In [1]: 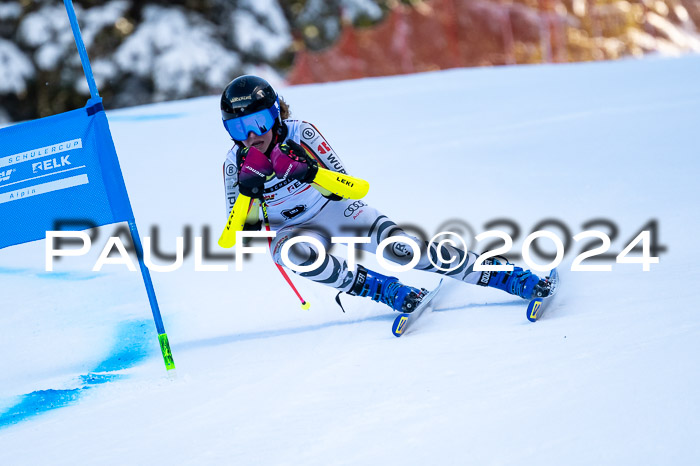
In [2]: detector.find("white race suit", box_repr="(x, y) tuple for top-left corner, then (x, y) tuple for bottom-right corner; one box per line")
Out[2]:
(223, 120), (486, 292)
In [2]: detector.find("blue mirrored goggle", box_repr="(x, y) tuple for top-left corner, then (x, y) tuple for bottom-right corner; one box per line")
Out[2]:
(223, 101), (280, 141)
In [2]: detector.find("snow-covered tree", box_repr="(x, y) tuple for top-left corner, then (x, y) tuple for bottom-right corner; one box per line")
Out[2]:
(0, 0), (698, 123)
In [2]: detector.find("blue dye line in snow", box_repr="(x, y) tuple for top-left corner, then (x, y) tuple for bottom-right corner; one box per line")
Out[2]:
(0, 320), (154, 430)
(178, 300), (524, 353)
(107, 113), (185, 122)
(35, 271), (100, 281)
(176, 313), (395, 352)
(0, 266), (100, 281)
(433, 299), (525, 313)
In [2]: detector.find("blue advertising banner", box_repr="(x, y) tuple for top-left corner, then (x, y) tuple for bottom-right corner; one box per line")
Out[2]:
(0, 98), (133, 249)
(0, 0), (175, 372)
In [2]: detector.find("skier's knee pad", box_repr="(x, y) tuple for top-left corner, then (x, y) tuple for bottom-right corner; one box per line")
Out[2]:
(376, 233), (425, 267)
(269, 228), (328, 269)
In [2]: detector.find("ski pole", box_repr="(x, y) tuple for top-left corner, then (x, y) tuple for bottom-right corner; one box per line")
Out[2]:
(262, 201), (310, 310)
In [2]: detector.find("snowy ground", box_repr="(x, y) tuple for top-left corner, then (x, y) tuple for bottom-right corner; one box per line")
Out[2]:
(1, 55), (699, 465)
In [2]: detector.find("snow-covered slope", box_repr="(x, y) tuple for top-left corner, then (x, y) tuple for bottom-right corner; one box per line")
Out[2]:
(1, 55), (699, 465)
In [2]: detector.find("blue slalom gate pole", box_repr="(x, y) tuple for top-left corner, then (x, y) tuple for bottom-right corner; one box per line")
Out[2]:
(63, 0), (99, 100)
(63, 0), (175, 371)
(128, 221), (175, 370)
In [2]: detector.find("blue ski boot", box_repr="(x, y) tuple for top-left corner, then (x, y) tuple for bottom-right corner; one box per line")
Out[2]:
(477, 256), (552, 299)
(348, 265), (426, 312)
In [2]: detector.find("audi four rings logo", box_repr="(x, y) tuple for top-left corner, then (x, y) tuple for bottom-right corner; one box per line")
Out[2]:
(344, 200), (366, 217)
(302, 128), (316, 140)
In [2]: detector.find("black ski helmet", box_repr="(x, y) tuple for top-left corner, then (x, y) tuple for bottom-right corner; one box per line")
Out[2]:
(221, 75), (278, 121)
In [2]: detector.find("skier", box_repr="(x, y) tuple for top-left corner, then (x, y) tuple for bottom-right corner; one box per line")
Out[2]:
(221, 75), (553, 313)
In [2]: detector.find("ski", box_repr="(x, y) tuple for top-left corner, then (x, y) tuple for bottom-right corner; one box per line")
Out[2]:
(526, 268), (560, 322)
(392, 279), (444, 337)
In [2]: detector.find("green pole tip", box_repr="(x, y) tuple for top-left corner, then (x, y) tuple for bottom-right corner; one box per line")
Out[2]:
(158, 333), (176, 371)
